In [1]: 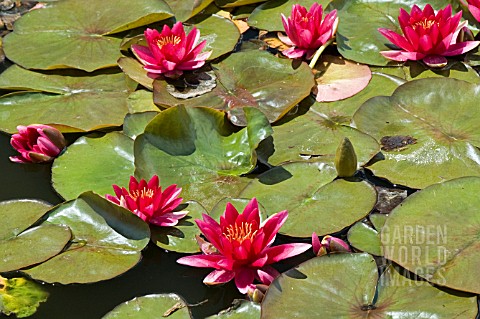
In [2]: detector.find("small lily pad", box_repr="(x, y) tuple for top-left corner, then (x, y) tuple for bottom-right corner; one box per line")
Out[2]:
(24, 192), (150, 284)
(102, 293), (191, 319)
(0, 276), (49, 318)
(347, 214), (387, 256)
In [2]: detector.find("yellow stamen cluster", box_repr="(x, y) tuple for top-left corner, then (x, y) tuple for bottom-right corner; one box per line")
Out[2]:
(157, 35), (181, 48)
(130, 188), (154, 201)
(223, 222), (258, 243)
(413, 18), (437, 31)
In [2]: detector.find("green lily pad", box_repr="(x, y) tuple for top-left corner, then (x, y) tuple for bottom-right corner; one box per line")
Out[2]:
(153, 50), (314, 126)
(0, 65), (135, 133)
(52, 132), (135, 201)
(134, 105), (270, 210)
(102, 294), (191, 319)
(331, 0), (456, 66)
(165, 0), (214, 21)
(206, 300), (260, 318)
(118, 56), (154, 91)
(0, 276), (49, 318)
(381, 176), (480, 294)
(215, 0), (267, 8)
(151, 201), (206, 253)
(0, 200), (71, 272)
(248, 0), (330, 31)
(24, 192), (150, 284)
(127, 90), (158, 113)
(264, 100), (380, 166)
(3, 0), (173, 71)
(239, 162), (377, 237)
(262, 253), (477, 318)
(187, 13), (241, 60)
(353, 78), (480, 189)
(123, 112), (158, 140)
(347, 214), (387, 256)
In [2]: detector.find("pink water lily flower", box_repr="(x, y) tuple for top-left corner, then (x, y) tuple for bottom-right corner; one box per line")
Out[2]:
(280, 3), (338, 59)
(467, 0), (480, 22)
(312, 233), (350, 257)
(177, 198), (311, 294)
(10, 124), (66, 164)
(106, 175), (187, 227)
(131, 22), (212, 78)
(378, 4), (480, 67)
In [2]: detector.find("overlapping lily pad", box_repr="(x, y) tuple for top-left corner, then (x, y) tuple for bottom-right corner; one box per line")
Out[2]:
(0, 276), (49, 318)
(150, 201), (206, 253)
(153, 50), (314, 126)
(347, 214), (387, 256)
(0, 65), (135, 133)
(215, 0), (267, 8)
(165, 0), (214, 21)
(102, 294), (191, 319)
(262, 253), (477, 318)
(248, 0), (330, 31)
(381, 177), (480, 294)
(135, 105), (271, 210)
(206, 300), (260, 318)
(331, 0), (454, 65)
(3, 0), (173, 71)
(0, 199), (71, 272)
(127, 90), (158, 113)
(52, 132), (135, 200)
(24, 192), (150, 284)
(239, 162), (377, 237)
(123, 112), (158, 140)
(353, 78), (480, 188)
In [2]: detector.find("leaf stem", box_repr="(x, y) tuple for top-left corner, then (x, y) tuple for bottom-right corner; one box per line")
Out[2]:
(308, 38), (335, 69)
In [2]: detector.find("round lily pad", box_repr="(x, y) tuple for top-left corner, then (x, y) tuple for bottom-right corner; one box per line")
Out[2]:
(0, 66), (135, 133)
(262, 253), (477, 318)
(24, 192), (150, 284)
(3, 0), (173, 71)
(153, 50), (315, 126)
(102, 294), (191, 319)
(134, 105), (271, 211)
(239, 162), (377, 237)
(52, 132), (135, 200)
(381, 176), (480, 294)
(353, 78), (480, 189)
(151, 201), (207, 253)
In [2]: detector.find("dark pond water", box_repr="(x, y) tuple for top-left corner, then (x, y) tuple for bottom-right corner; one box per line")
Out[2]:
(0, 132), (244, 319)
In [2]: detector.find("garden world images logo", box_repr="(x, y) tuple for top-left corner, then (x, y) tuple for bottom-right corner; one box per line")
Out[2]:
(380, 224), (448, 286)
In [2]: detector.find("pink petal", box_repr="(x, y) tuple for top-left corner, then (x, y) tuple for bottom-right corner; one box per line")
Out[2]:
(261, 210), (288, 246)
(235, 268), (255, 294)
(443, 41), (480, 56)
(281, 47), (306, 58)
(203, 269), (235, 285)
(312, 232), (321, 255)
(177, 254), (224, 268)
(469, 4), (480, 22)
(150, 211), (189, 226)
(278, 32), (294, 46)
(131, 44), (158, 66)
(265, 243), (312, 263)
(378, 28), (413, 51)
(256, 265), (280, 285)
(380, 50), (425, 61)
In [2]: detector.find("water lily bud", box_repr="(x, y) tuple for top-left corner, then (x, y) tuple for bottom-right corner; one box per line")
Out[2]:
(247, 284), (268, 303)
(335, 137), (357, 177)
(312, 233), (351, 256)
(457, 25), (475, 43)
(10, 124), (66, 164)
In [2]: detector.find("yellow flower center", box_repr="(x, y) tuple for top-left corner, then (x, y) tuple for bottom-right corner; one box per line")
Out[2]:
(412, 18), (437, 31)
(223, 222), (257, 243)
(130, 188), (154, 201)
(157, 35), (181, 48)
(301, 16), (309, 23)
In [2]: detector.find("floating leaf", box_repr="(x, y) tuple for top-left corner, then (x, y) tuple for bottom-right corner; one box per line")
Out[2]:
(102, 294), (191, 319)
(0, 276), (49, 318)
(135, 105), (271, 210)
(206, 300), (260, 318)
(381, 177), (480, 294)
(123, 112), (158, 140)
(165, 0), (214, 21)
(215, 0), (267, 8)
(24, 192), (150, 284)
(332, 0), (457, 65)
(0, 65), (134, 133)
(0, 200), (71, 272)
(353, 78), (480, 188)
(313, 55), (371, 102)
(248, 0), (330, 31)
(239, 162), (376, 237)
(3, 0), (173, 71)
(347, 214), (387, 256)
(127, 90), (158, 113)
(151, 201), (206, 253)
(153, 50), (314, 126)
(262, 253), (477, 318)
(118, 56), (154, 91)
(52, 132), (135, 200)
